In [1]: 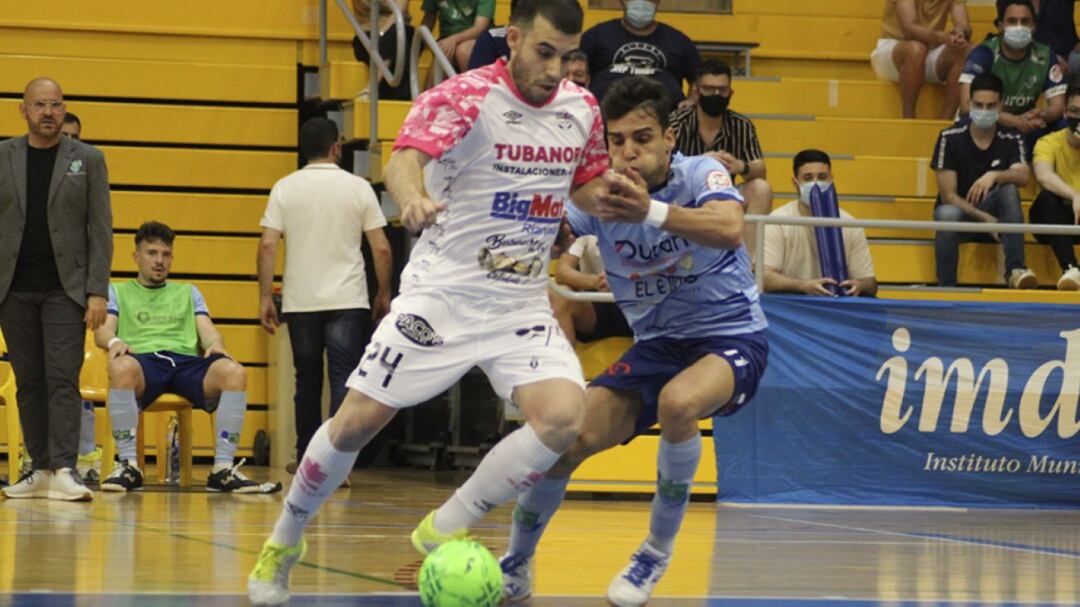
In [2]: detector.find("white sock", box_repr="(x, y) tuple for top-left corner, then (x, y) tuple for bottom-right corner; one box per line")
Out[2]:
(271, 423), (359, 547)
(647, 434), (701, 555)
(434, 423), (560, 534)
(79, 401), (97, 456)
(507, 476), (570, 558)
(108, 389), (139, 462)
(213, 391), (246, 467)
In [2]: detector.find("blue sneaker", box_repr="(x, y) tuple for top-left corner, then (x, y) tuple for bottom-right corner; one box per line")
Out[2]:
(606, 542), (670, 607)
(499, 552), (532, 603)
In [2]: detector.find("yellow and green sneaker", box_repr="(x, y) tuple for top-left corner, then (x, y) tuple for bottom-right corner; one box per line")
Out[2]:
(247, 537), (307, 606)
(410, 510), (470, 555)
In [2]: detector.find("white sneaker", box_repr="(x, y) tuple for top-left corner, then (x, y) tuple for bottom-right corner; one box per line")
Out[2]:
(1008, 268), (1038, 289)
(1, 470), (51, 499)
(48, 468), (93, 502)
(499, 553), (533, 603)
(1058, 266), (1080, 291)
(606, 542), (671, 607)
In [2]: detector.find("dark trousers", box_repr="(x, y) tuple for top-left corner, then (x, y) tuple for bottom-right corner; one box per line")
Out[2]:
(934, 184), (1026, 286)
(1029, 189), (1080, 271)
(286, 308), (372, 460)
(0, 291), (85, 471)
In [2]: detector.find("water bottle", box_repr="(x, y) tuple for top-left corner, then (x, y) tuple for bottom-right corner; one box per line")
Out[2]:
(165, 417), (179, 485)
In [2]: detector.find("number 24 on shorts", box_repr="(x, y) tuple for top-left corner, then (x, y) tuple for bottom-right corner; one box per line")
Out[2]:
(356, 342), (405, 388)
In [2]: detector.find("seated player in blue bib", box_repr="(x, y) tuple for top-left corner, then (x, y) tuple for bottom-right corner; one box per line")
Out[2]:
(499, 75), (769, 607)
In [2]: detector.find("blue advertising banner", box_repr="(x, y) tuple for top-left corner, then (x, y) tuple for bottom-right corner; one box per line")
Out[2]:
(714, 294), (1080, 508)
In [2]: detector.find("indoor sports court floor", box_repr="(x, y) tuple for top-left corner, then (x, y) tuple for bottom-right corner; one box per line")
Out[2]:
(1, 468), (1078, 607)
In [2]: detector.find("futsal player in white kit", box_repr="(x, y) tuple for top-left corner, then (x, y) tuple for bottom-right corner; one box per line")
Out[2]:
(247, 0), (611, 604)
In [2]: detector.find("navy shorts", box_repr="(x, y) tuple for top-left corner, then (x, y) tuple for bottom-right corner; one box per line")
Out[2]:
(589, 332), (769, 439)
(133, 351), (229, 412)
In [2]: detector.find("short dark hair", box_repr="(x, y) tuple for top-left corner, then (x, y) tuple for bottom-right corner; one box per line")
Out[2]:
(135, 221), (175, 247)
(694, 59), (732, 83)
(601, 76), (672, 131)
(63, 112), (80, 127)
(567, 49), (588, 63)
(1067, 73), (1080, 103)
(299, 117), (339, 160)
(510, 0), (583, 35)
(996, 0), (1036, 23)
(970, 73), (1005, 99)
(793, 149), (832, 175)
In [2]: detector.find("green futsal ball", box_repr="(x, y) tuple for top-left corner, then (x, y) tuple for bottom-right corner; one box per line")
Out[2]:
(418, 540), (503, 607)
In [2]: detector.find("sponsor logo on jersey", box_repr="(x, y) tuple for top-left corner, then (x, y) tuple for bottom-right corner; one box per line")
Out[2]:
(706, 170), (732, 191)
(395, 313), (444, 347)
(614, 235), (691, 261)
(494, 143), (584, 164)
(503, 110), (524, 125)
(490, 191), (565, 224)
(556, 111), (573, 130)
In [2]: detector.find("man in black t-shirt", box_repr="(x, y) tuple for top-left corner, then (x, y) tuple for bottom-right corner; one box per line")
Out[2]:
(0, 78), (113, 501)
(580, 0), (699, 104)
(932, 73), (1035, 288)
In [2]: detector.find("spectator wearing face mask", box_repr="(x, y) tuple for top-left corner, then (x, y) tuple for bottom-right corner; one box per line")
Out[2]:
(999, 0), (1080, 76)
(669, 59), (771, 259)
(960, 0), (1066, 150)
(932, 73), (1035, 289)
(762, 149), (877, 297)
(579, 0), (699, 104)
(1029, 74), (1080, 290)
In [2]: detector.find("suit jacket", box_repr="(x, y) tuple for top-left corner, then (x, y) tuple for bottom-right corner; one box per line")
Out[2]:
(0, 135), (113, 307)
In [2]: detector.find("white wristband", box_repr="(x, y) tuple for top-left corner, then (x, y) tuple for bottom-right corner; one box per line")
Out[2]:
(644, 199), (669, 228)
(107, 337), (122, 349)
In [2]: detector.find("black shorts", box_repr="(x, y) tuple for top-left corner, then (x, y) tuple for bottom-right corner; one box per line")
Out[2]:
(577, 302), (633, 343)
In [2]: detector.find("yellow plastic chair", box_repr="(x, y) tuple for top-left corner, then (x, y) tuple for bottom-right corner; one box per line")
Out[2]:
(81, 334), (195, 488)
(0, 330), (21, 484)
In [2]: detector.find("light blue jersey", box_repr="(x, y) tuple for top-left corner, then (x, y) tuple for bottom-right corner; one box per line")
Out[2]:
(566, 153), (767, 341)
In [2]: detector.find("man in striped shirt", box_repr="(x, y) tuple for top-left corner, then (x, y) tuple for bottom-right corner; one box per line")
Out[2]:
(669, 59), (772, 260)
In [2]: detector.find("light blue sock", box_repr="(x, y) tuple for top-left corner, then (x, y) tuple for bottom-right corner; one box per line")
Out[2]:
(506, 476), (570, 558)
(214, 391), (246, 467)
(108, 389), (139, 462)
(79, 400), (97, 456)
(647, 434), (701, 555)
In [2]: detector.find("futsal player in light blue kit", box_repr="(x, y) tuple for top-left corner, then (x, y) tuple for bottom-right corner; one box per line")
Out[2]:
(499, 75), (769, 607)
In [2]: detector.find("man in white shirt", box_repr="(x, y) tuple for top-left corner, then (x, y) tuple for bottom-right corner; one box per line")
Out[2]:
(256, 117), (393, 469)
(550, 234), (632, 346)
(763, 149), (878, 296)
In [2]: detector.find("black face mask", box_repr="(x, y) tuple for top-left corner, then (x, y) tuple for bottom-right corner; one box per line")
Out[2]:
(698, 94), (730, 117)
(1069, 117), (1080, 137)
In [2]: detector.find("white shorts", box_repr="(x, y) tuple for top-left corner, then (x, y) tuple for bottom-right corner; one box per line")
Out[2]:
(345, 292), (586, 408)
(870, 38), (947, 84)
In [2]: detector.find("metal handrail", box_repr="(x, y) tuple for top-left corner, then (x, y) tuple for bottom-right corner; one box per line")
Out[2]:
(410, 25), (458, 99)
(320, 0), (407, 88)
(548, 214), (1080, 302)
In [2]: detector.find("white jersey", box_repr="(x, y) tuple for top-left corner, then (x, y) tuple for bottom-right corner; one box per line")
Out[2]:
(393, 58), (609, 304)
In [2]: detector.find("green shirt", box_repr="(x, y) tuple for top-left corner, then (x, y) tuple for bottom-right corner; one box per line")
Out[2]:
(960, 37), (1066, 116)
(109, 280), (209, 357)
(422, 0), (494, 37)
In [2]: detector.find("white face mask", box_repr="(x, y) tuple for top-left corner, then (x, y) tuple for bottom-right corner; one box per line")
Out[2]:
(798, 180), (833, 205)
(1002, 25), (1033, 49)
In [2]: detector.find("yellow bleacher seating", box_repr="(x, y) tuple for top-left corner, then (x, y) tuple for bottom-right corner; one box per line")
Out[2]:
(0, 100), (296, 147)
(0, 56), (295, 104)
(0, 331), (20, 484)
(110, 234), (280, 276)
(99, 146), (293, 190)
(111, 192), (265, 234)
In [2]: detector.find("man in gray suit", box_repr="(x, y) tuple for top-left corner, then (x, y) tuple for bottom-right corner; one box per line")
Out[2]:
(0, 77), (112, 501)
